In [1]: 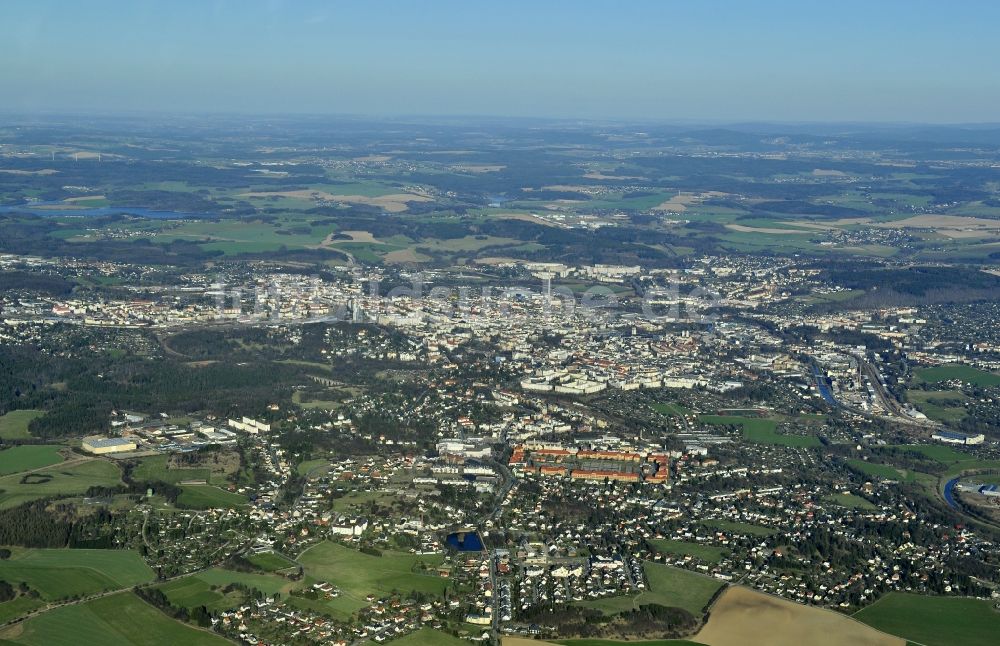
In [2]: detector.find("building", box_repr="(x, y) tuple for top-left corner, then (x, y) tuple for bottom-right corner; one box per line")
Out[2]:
(82, 436), (137, 454)
(932, 431), (985, 445)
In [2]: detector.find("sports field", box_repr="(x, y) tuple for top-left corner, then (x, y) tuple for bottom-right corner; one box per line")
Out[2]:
(0, 591), (229, 646)
(0, 459), (122, 509)
(853, 592), (1000, 646)
(297, 541), (446, 619)
(699, 415), (820, 447)
(576, 562), (723, 616)
(696, 586), (902, 646)
(0, 446), (64, 476)
(0, 548), (155, 600)
(0, 410), (44, 440)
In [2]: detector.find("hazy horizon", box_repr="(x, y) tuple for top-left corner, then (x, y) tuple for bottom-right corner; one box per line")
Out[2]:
(3, 0), (999, 123)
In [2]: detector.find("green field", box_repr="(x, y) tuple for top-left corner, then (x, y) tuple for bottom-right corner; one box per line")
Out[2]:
(0, 446), (64, 476)
(297, 541), (446, 619)
(0, 596), (45, 624)
(371, 628), (468, 646)
(0, 410), (44, 440)
(247, 551), (297, 572)
(906, 389), (968, 423)
(699, 415), (820, 447)
(824, 493), (877, 510)
(158, 567), (292, 612)
(650, 402), (693, 418)
(576, 562), (723, 616)
(699, 519), (777, 537)
(0, 548), (155, 600)
(0, 591), (229, 646)
(854, 592), (1000, 646)
(132, 455), (210, 484)
(913, 364), (1000, 387)
(648, 539), (729, 563)
(846, 459), (906, 480)
(175, 484), (246, 509)
(0, 459), (122, 509)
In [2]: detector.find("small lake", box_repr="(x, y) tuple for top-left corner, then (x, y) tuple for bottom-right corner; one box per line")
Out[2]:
(0, 202), (208, 219)
(445, 530), (484, 552)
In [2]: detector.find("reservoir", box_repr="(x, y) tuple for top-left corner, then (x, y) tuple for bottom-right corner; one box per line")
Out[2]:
(445, 530), (484, 552)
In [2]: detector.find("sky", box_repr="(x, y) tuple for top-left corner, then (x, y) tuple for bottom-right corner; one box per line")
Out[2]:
(2, 0), (999, 123)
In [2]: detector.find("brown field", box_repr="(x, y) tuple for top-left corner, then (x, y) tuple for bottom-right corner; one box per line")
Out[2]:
(725, 223), (811, 235)
(493, 212), (562, 227)
(695, 587), (903, 646)
(542, 184), (595, 192)
(352, 154), (392, 162)
(655, 190), (730, 212)
(877, 215), (999, 230)
(238, 189), (431, 212)
(0, 168), (59, 175)
(451, 164), (505, 173)
(64, 194), (107, 202)
(383, 248), (431, 264)
(812, 168), (849, 177)
(583, 171), (645, 180)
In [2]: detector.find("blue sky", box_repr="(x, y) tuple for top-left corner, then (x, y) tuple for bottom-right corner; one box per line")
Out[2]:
(2, 0), (999, 122)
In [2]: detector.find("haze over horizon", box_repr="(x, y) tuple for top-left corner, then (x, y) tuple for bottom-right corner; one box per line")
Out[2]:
(3, 0), (999, 124)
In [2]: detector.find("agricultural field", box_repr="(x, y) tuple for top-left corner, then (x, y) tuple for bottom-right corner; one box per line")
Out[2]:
(698, 416), (820, 448)
(912, 364), (1000, 387)
(0, 591), (230, 646)
(0, 410), (44, 440)
(648, 539), (729, 563)
(695, 586), (902, 646)
(0, 548), (155, 600)
(175, 484), (246, 510)
(0, 446), (64, 476)
(296, 541), (446, 619)
(0, 459), (122, 509)
(853, 592), (1000, 646)
(554, 641), (706, 646)
(576, 563), (723, 616)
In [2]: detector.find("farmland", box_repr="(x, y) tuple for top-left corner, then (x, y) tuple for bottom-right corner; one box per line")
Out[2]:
(0, 410), (44, 440)
(0, 591), (230, 646)
(695, 586), (902, 646)
(576, 563), (723, 616)
(0, 548), (155, 600)
(0, 446), (64, 476)
(853, 592), (1000, 646)
(372, 628), (469, 646)
(0, 459), (122, 509)
(297, 541), (446, 619)
(158, 568), (294, 612)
